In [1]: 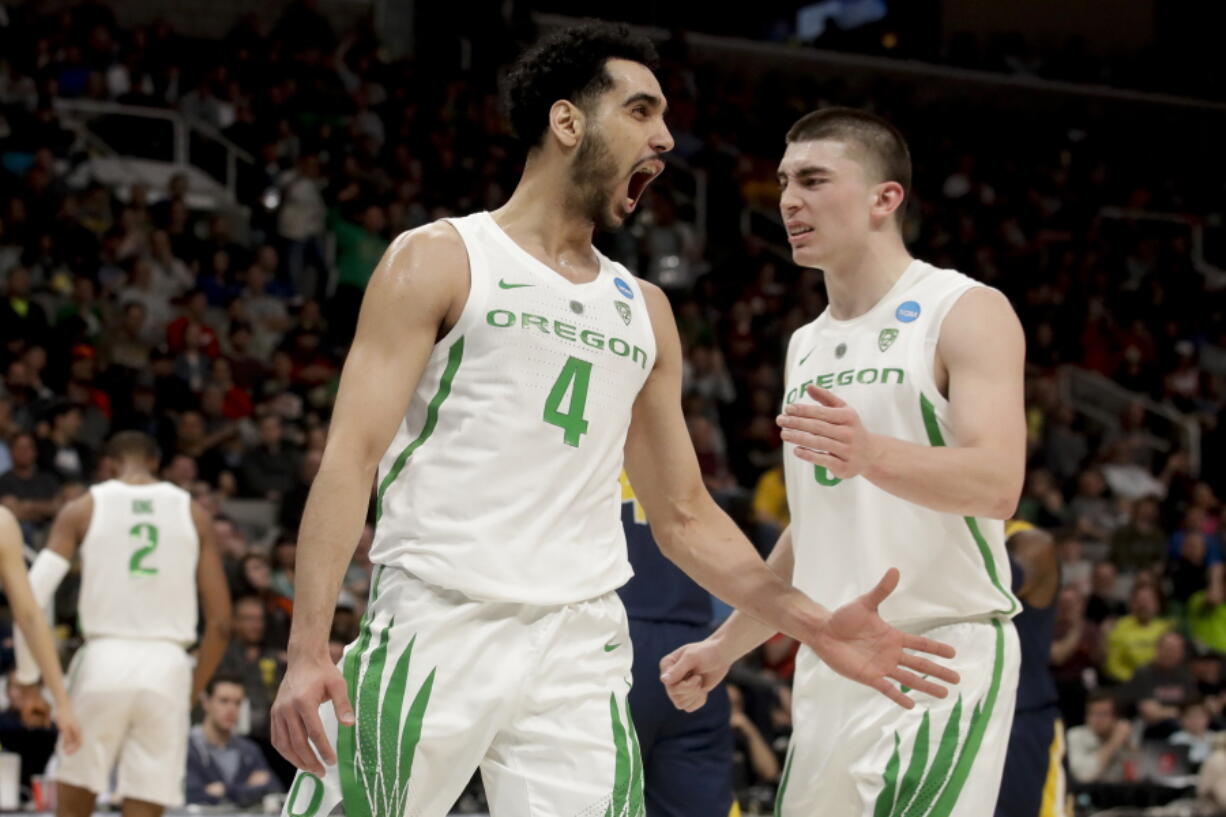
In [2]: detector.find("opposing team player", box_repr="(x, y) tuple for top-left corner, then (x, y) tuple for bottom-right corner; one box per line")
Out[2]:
(663, 108), (1026, 816)
(271, 27), (958, 817)
(14, 431), (232, 817)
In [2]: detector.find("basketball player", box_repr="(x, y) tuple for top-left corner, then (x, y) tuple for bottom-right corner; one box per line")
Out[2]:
(1, 505), (80, 751)
(996, 521), (1067, 817)
(13, 431), (232, 817)
(617, 472), (734, 817)
(270, 26), (957, 817)
(662, 108), (1026, 816)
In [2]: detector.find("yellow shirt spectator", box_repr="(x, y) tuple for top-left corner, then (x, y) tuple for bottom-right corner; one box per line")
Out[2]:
(1105, 615), (1173, 682)
(753, 465), (789, 528)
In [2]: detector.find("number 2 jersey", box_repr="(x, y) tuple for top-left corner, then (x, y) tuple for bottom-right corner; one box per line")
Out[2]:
(782, 259), (1020, 629)
(78, 479), (199, 644)
(370, 212), (657, 605)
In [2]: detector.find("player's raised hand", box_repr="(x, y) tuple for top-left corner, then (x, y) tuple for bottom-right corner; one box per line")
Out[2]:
(811, 568), (959, 709)
(659, 639), (733, 713)
(271, 656), (355, 776)
(778, 385), (881, 480)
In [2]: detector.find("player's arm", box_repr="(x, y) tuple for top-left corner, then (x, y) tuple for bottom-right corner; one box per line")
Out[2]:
(661, 527), (795, 713)
(271, 223), (465, 776)
(12, 494), (88, 685)
(627, 283), (956, 710)
(1007, 527), (1059, 608)
(624, 286), (821, 641)
(779, 287), (1025, 519)
(191, 499), (232, 703)
(4, 504), (82, 752)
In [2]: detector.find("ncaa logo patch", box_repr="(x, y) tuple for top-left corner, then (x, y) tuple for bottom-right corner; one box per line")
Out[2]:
(895, 301), (921, 323)
(614, 278), (634, 299)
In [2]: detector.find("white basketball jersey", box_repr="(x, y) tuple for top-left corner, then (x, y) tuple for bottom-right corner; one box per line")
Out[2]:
(78, 480), (200, 644)
(370, 212), (657, 605)
(783, 260), (1020, 628)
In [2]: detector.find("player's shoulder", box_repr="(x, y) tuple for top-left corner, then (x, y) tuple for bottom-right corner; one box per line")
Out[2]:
(366, 219), (470, 305)
(386, 219), (469, 272)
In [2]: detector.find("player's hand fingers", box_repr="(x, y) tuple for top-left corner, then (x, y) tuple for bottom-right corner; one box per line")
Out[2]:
(660, 650), (697, 685)
(899, 652), (960, 686)
(888, 668), (949, 699)
(326, 673), (356, 727)
(270, 712), (293, 765)
(861, 568), (900, 610)
(807, 385), (847, 407)
(791, 447), (847, 471)
(781, 403), (846, 424)
(283, 708), (324, 775)
(901, 634), (957, 661)
(779, 429), (849, 459)
(56, 712), (82, 754)
(295, 698), (335, 769)
(777, 415), (851, 442)
(872, 677), (915, 710)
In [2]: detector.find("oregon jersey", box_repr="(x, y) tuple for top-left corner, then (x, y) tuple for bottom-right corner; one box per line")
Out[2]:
(370, 213), (657, 605)
(782, 260), (1020, 628)
(78, 480), (199, 644)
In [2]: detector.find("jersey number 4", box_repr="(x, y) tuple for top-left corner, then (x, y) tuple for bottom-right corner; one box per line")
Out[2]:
(128, 523), (160, 576)
(544, 356), (592, 447)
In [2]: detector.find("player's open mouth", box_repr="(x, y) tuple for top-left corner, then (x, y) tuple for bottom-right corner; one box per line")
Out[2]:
(624, 161), (664, 213)
(787, 222), (815, 244)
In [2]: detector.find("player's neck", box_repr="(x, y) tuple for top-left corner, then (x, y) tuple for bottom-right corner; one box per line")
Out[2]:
(821, 239), (913, 321)
(493, 164), (600, 277)
(116, 464), (158, 485)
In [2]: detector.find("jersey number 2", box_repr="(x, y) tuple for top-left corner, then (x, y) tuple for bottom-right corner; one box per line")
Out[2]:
(544, 356), (592, 447)
(129, 523), (160, 576)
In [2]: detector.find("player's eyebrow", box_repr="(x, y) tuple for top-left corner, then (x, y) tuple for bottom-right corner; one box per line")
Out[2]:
(777, 165), (834, 183)
(623, 92), (668, 116)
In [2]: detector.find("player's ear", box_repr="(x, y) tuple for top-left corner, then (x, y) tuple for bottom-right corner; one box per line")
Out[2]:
(871, 181), (905, 223)
(548, 99), (584, 150)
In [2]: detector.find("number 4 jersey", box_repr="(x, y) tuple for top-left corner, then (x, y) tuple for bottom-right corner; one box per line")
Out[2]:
(78, 480), (199, 645)
(370, 213), (657, 605)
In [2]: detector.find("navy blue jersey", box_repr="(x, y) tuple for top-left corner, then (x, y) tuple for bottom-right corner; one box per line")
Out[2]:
(1009, 553), (1060, 711)
(615, 473), (713, 626)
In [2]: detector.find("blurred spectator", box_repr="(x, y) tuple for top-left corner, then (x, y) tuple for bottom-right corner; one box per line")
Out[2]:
(1120, 632), (1198, 739)
(1105, 583), (1173, 683)
(1067, 692), (1132, 783)
(218, 597), (285, 759)
(727, 684), (780, 796)
(1110, 497), (1166, 575)
(1167, 531), (1224, 612)
(1052, 584), (1101, 727)
(1086, 562), (1127, 624)
(36, 403), (93, 483)
(240, 414), (300, 500)
(1170, 699), (1217, 768)
(276, 153), (328, 299)
(0, 431), (60, 526)
(186, 673), (280, 807)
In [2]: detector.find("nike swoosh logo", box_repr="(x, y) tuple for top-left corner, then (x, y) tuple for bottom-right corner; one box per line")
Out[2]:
(798, 347), (816, 366)
(498, 279), (534, 289)
(603, 642), (621, 652)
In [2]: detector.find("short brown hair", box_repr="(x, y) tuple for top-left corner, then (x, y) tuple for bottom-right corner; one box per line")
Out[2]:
(105, 430), (160, 464)
(786, 107), (911, 219)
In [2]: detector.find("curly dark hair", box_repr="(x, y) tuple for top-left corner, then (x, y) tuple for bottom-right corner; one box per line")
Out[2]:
(501, 21), (659, 151)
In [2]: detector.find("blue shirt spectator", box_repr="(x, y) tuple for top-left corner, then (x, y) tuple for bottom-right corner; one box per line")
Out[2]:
(186, 674), (280, 808)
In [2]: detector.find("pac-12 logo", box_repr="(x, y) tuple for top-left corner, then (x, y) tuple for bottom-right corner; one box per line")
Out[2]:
(895, 300), (921, 323)
(614, 278), (634, 299)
